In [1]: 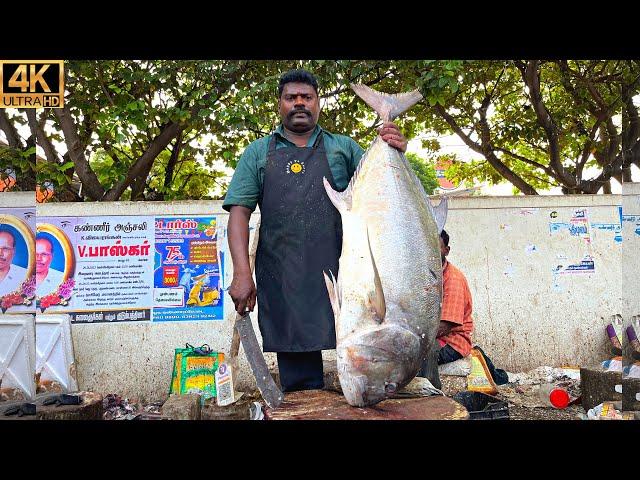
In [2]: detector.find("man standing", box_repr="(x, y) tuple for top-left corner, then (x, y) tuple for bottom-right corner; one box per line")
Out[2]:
(36, 237), (64, 298)
(0, 229), (28, 297)
(419, 229), (474, 388)
(223, 69), (407, 392)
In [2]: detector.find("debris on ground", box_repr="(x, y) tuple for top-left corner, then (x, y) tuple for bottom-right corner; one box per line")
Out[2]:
(103, 394), (139, 420)
(506, 366), (580, 385)
(249, 401), (264, 420)
(144, 403), (163, 415)
(579, 401), (629, 420)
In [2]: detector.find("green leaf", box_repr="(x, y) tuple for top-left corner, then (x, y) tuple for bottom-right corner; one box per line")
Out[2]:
(58, 162), (75, 172)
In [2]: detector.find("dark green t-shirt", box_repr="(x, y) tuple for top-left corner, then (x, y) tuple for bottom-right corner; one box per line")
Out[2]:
(222, 125), (364, 212)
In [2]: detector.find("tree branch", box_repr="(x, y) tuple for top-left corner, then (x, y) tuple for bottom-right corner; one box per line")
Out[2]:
(26, 109), (60, 164)
(435, 103), (538, 195)
(519, 61), (575, 188)
(53, 105), (105, 201)
(493, 146), (556, 177)
(103, 62), (249, 201)
(0, 110), (22, 148)
(164, 131), (183, 191)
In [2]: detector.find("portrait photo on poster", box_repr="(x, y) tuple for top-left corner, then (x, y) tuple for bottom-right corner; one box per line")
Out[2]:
(0, 213), (35, 313)
(35, 223), (75, 311)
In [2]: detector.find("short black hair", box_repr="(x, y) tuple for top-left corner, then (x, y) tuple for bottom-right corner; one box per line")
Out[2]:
(440, 229), (449, 247)
(278, 69), (319, 98)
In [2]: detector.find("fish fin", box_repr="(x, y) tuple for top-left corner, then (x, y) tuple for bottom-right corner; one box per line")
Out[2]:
(366, 226), (386, 323)
(351, 84), (423, 122)
(323, 270), (341, 322)
(433, 196), (448, 233)
(330, 270), (342, 312)
(323, 177), (351, 213)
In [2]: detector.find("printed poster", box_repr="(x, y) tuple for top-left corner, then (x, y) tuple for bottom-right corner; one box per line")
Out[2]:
(36, 216), (154, 323)
(153, 216), (224, 322)
(0, 207), (36, 314)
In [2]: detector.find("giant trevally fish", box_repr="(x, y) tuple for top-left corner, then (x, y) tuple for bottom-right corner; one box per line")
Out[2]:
(323, 84), (447, 407)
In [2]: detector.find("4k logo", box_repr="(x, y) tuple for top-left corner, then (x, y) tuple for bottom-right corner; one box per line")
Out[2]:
(0, 60), (64, 108)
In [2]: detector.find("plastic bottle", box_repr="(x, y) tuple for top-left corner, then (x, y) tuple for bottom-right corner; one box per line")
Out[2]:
(606, 323), (623, 354)
(538, 383), (570, 409)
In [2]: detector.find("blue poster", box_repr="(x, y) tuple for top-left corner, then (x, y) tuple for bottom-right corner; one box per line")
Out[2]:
(153, 216), (224, 321)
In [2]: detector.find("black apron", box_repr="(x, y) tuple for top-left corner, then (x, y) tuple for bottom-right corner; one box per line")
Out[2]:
(256, 132), (342, 352)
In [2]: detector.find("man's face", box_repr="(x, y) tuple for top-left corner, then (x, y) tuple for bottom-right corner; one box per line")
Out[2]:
(0, 232), (16, 272)
(278, 82), (320, 134)
(36, 239), (53, 275)
(439, 237), (450, 265)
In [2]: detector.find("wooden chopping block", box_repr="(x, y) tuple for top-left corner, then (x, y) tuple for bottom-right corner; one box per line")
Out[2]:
(263, 389), (468, 420)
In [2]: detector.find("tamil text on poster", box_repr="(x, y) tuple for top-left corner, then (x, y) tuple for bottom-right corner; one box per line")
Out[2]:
(36, 216), (154, 323)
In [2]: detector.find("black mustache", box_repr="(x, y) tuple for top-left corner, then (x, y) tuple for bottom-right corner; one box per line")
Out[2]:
(289, 109), (311, 118)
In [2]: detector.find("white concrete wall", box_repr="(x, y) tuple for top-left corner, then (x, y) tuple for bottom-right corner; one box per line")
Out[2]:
(621, 183), (640, 362)
(0, 192), (35, 208)
(445, 194), (623, 372)
(37, 193), (632, 402)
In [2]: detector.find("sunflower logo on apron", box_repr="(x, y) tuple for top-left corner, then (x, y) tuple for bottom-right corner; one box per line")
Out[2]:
(286, 160), (305, 175)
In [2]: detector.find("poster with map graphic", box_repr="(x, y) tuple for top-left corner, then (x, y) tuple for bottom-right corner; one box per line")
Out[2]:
(153, 216), (224, 322)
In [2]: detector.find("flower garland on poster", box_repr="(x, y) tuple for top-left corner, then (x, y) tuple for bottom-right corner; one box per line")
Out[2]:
(38, 278), (75, 312)
(0, 276), (36, 313)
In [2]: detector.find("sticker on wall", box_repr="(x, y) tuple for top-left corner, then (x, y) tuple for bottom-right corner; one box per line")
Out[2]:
(570, 208), (591, 243)
(550, 211), (558, 219)
(591, 223), (623, 243)
(551, 274), (564, 293)
(515, 208), (539, 216)
(622, 214), (640, 237)
(499, 224), (512, 231)
(525, 244), (538, 255)
(552, 254), (595, 275)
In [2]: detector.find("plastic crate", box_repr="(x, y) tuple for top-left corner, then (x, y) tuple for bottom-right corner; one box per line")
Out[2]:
(452, 390), (509, 420)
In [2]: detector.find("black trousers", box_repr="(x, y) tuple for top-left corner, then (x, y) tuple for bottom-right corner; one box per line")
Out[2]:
(276, 351), (325, 392)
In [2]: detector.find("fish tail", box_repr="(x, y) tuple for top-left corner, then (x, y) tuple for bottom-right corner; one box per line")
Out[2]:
(351, 84), (423, 122)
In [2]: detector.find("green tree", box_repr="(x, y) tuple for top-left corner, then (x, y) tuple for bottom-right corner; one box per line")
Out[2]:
(0, 109), (36, 191)
(34, 60), (408, 201)
(409, 60), (639, 194)
(406, 152), (439, 194)
(35, 60), (254, 201)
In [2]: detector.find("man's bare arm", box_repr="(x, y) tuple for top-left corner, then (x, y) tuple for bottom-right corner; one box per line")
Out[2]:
(227, 205), (256, 314)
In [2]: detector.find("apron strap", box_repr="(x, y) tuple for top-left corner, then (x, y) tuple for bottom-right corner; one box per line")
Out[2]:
(268, 130), (324, 152)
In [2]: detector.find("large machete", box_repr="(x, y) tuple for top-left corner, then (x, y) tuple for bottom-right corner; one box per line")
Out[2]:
(234, 312), (283, 409)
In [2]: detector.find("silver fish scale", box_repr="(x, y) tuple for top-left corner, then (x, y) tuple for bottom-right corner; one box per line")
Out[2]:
(351, 137), (442, 345)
